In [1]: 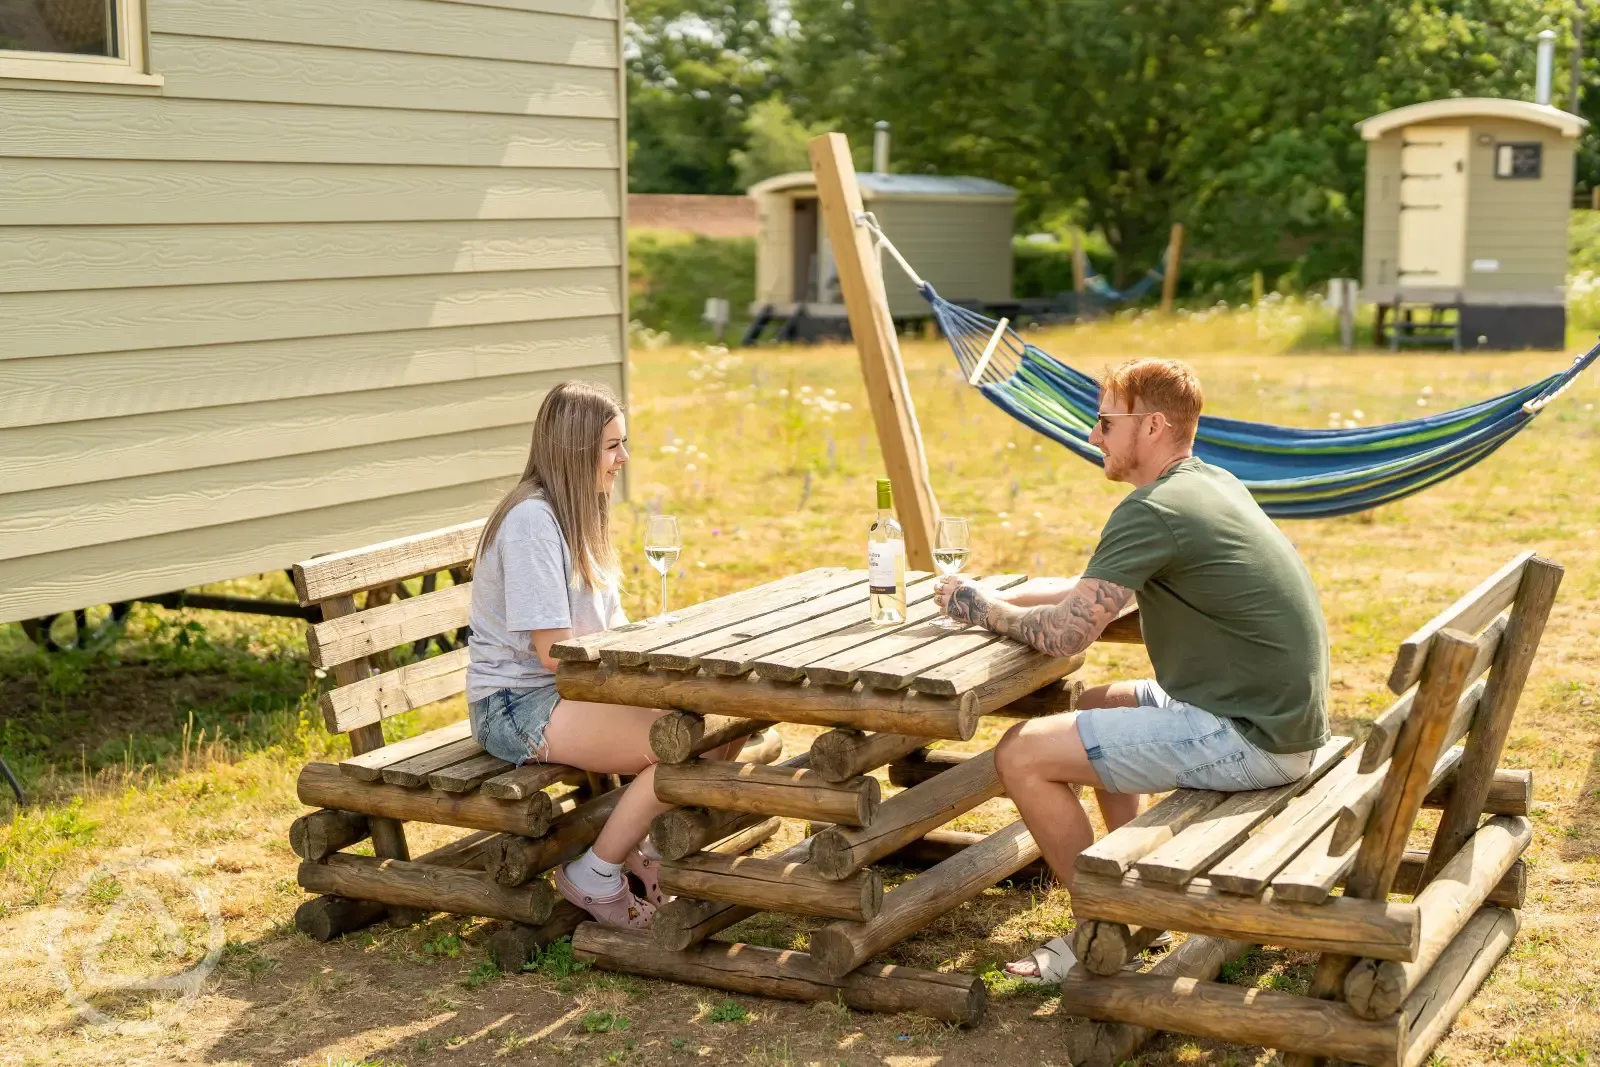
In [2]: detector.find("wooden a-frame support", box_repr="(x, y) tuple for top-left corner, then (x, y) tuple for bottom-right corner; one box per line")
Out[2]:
(808, 132), (938, 571)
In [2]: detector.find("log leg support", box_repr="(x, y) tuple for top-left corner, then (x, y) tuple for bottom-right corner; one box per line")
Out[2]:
(1073, 921), (1169, 976)
(1055, 964), (1406, 1065)
(488, 902), (589, 973)
(1067, 935), (1251, 1067)
(810, 819), (1038, 977)
(294, 895), (389, 942)
(1399, 906), (1518, 1067)
(574, 923), (987, 1026)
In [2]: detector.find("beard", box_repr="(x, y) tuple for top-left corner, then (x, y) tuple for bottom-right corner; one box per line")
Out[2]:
(1101, 450), (1129, 481)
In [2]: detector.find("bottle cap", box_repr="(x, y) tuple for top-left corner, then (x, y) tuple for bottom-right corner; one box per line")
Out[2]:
(876, 478), (893, 509)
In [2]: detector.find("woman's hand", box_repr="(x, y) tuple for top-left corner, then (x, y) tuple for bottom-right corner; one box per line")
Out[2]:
(933, 575), (996, 628)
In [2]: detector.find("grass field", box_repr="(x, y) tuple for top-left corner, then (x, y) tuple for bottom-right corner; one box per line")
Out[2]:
(2, 301), (1597, 1067)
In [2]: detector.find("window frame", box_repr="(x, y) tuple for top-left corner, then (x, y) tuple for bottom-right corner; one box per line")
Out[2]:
(0, 0), (161, 87)
(1493, 141), (1543, 181)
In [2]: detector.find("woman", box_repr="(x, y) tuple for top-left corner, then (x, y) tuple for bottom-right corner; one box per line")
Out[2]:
(466, 381), (740, 928)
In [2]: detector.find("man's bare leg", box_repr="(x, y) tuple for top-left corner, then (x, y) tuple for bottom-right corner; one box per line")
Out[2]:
(995, 680), (1142, 978)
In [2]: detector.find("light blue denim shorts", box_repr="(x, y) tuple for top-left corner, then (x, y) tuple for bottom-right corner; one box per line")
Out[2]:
(468, 686), (561, 765)
(1076, 680), (1314, 794)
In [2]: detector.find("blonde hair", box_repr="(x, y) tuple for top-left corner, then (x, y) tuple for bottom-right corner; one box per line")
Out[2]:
(477, 380), (623, 589)
(1102, 358), (1204, 445)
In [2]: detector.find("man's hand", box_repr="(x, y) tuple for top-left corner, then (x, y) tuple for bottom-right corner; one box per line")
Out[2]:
(934, 575), (995, 627)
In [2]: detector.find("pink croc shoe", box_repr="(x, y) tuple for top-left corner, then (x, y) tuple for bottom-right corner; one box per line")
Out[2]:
(625, 847), (672, 908)
(554, 864), (655, 929)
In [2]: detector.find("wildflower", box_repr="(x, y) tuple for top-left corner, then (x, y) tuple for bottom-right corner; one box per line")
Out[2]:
(660, 445), (680, 454)
(1417, 398), (1428, 407)
(1420, 385), (1434, 396)
(824, 388), (836, 396)
(1352, 409), (1365, 419)
(686, 463), (697, 471)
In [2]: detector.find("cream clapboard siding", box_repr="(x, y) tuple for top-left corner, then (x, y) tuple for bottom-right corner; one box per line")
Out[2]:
(873, 199), (1014, 316)
(1462, 120), (1572, 297)
(1361, 134), (1403, 292)
(0, 0), (626, 622)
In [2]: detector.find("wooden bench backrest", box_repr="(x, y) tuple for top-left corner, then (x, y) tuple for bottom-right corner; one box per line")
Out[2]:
(293, 520), (485, 736)
(1355, 552), (1562, 897)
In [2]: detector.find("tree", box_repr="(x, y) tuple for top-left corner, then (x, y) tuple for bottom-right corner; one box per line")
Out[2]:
(784, 0), (1584, 285)
(729, 98), (831, 188)
(626, 0), (784, 194)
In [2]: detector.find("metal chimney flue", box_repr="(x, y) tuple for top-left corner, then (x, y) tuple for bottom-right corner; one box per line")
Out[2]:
(1536, 29), (1556, 106)
(873, 121), (891, 174)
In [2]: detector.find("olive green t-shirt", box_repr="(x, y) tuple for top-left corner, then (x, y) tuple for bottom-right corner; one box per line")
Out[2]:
(1083, 458), (1330, 753)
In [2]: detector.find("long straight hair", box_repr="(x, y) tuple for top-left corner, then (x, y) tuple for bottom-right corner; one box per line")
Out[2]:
(476, 381), (623, 589)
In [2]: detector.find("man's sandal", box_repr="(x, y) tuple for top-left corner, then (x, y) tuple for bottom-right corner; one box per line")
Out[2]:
(625, 847), (671, 908)
(555, 865), (656, 929)
(1003, 934), (1078, 984)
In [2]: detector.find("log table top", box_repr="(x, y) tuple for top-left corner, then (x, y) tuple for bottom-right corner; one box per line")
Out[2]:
(551, 568), (1135, 741)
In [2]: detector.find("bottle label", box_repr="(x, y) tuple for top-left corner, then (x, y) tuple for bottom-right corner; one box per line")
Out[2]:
(867, 540), (904, 592)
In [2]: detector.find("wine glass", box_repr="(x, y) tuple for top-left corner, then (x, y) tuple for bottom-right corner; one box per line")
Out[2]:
(644, 514), (683, 625)
(933, 516), (970, 629)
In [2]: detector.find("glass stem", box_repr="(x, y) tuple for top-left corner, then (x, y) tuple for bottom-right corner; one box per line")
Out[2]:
(659, 570), (669, 619)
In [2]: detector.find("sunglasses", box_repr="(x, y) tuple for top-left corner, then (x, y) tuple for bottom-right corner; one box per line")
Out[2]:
(1095, 411), (1150, 434)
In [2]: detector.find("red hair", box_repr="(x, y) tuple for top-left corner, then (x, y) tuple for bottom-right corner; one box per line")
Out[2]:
(1102, 359), (1204, 444)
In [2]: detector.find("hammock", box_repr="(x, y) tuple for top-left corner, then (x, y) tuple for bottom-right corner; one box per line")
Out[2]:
(858, 213), (1599, 519)
(1084, 265), (1163, 304)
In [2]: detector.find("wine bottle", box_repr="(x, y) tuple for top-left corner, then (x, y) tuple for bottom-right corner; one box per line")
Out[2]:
(868, 478), (907, 624)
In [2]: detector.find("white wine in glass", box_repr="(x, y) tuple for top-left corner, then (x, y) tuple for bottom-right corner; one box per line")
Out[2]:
(644, 514), (683, 624)
(933, 516), (970, 629)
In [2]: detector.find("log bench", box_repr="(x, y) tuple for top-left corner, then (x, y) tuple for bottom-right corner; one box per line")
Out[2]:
(285, 520), (783, 965)
(1059, 552), (1561, 1067)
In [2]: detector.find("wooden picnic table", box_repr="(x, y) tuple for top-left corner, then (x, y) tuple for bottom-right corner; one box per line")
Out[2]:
(550, 566), (1141, 740)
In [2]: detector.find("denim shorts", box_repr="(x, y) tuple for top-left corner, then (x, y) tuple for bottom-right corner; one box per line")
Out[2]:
(468, 686), (562, 766)
(1076, 680), (1315, 794)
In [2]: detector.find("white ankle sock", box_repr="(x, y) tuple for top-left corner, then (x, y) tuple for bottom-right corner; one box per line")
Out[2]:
(565, 849), (624, 897)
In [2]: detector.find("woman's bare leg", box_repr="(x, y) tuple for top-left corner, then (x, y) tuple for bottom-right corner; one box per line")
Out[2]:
(539, 700), (670, 864)
(539, 702), (753, 864)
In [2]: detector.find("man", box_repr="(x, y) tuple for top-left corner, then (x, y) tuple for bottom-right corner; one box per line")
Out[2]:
(934, 357), (1330, 982)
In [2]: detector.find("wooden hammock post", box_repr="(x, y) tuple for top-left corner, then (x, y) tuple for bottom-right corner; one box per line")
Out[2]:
(809, 132), (938, 570)
(1071, 229), (1088, 300)
(1160, 222), (1185, 314)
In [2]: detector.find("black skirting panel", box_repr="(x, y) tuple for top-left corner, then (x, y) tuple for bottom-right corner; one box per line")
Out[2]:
(1460, 305), (1566, 350)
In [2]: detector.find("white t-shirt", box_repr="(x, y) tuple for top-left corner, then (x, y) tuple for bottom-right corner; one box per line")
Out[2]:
(466, 497), (621, 701)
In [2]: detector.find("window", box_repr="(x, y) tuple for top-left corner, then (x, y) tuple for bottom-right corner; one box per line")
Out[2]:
(0, 0), (159, 87)
(1494, 142), (1542, 180)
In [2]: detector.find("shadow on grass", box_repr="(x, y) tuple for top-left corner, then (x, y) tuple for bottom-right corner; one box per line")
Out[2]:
(1560, 745), (1600, 863)
(0, 605), (315, 806)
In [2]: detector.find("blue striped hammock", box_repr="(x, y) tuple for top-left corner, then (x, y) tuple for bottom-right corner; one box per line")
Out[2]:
(925, 285), (1599, 519)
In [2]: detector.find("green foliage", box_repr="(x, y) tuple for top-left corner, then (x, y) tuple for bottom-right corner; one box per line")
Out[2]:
(627, 0), (782, 194)
(462, 958), (500, 989)
(730, 98), (831, 190)
(628, 229), (756, 338)
(706, 999), (751, 1023)
(423, 932), (463, 959)
(526, 938), (590, 978)
(582, 1010), (632, 1033)
(628, 0), (1588, 293)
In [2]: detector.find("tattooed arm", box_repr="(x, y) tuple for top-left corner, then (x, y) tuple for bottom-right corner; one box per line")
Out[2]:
(939, 576), (1134, 658)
